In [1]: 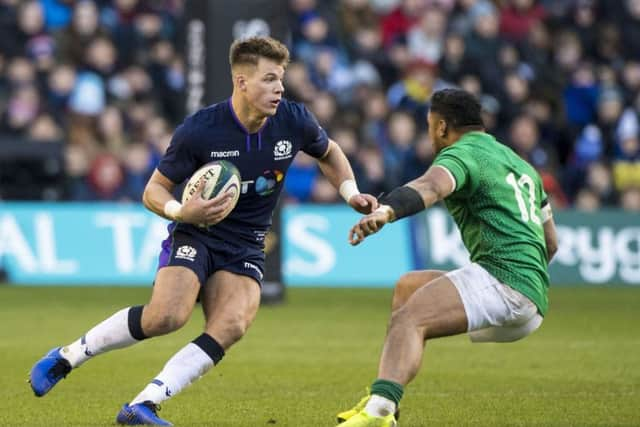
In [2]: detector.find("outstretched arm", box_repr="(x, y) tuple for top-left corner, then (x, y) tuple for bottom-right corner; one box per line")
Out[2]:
(349, 165), (455, 245)
(316, 139), (378, 214)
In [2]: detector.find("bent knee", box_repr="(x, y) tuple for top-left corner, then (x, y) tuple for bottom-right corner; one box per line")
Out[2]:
(395, 271), (420, 289)
(389, 307), (419, 330)
(392, 274), (413, 306)
(392, 272), (429, 310)
(207, 316), (250, 348)
(389, 306), (441, 340)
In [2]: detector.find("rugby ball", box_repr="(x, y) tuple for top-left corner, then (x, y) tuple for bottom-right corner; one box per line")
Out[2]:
(182, 160), (241, 219)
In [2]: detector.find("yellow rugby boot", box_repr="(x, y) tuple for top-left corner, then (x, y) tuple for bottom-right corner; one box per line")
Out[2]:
(336, 410), (396, 427)
(337, 390), (399, 423)
(336, 389), (370, 423)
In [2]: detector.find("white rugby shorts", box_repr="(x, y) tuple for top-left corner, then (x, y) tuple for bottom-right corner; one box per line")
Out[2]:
(446, 263), (543, 343)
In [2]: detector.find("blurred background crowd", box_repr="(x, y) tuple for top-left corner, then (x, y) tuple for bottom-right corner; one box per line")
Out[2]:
(1, 0), (639, 211)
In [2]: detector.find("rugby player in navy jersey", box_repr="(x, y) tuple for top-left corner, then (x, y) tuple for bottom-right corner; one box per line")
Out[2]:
(29, 36), (377, 426)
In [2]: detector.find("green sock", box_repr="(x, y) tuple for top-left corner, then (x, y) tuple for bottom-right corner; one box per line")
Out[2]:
(370, 378), (404, 406)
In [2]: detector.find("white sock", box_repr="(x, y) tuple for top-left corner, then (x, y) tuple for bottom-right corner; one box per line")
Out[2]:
(60, 307), (139, 368)
(130, 342), (215, 405)
(365, 394), (397, 417)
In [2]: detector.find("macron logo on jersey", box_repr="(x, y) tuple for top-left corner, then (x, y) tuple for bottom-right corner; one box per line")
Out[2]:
(211, 150), (240, 158)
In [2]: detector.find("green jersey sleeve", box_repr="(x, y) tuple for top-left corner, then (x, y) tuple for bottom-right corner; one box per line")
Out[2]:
(433, 145), (477, 195)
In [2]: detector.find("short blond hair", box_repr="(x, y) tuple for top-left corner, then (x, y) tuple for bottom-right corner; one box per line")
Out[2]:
(229, 36), (290, 69)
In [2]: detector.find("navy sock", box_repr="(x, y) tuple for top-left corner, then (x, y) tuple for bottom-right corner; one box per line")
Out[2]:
(127, 305), (148, 341)
(192, 333), (225, 365)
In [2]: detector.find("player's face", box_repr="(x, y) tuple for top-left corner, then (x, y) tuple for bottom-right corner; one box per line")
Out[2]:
(245, 58), (285, 116)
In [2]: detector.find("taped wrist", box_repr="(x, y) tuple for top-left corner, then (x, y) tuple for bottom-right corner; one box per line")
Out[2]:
(164, 200), (182, 221)
(339, 179), (360, 202)
(379, 186), (425, 221)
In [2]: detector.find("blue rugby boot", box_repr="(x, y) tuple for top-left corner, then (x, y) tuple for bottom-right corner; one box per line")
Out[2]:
(116, 402), (173, 426)
(29, 347), (72, 397)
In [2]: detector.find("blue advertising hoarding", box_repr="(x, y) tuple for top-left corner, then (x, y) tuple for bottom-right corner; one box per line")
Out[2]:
(0, 203), (169, 285)
(0, 203), (412, 286)
(411, 209), (640, 285)
(1, 203), (638, 286)
(282, 205), (413, 286)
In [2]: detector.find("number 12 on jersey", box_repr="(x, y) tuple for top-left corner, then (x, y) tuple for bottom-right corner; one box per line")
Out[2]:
(506, 172), (541, 225)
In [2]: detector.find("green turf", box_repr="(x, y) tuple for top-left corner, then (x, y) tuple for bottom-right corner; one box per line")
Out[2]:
(1, 286), (638, 426)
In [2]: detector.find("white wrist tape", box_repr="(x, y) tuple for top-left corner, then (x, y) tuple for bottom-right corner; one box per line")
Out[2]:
(164, 200), (182, 220)
(339, 179), (360, 202)
(374, 204), (395, 222)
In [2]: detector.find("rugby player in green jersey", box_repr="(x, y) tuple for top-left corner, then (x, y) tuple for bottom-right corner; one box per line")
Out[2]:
(336, 88), (559, 427)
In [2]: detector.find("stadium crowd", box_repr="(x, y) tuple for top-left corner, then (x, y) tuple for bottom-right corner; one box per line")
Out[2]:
(1, 0), (639, 211)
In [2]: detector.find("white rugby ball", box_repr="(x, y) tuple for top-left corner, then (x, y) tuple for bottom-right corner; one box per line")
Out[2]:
(182, 160), (241, 221)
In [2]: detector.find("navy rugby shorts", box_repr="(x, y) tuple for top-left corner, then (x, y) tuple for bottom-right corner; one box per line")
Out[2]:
(157, 229), (265, 287)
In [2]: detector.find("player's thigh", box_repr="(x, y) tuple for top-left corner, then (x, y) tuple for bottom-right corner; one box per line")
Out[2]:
(395, 274), (468, 339)
(143, 266), (201, 330)
(447, 263), (541, 337)
(393, 269), (448, 309)
(201, 270), (261, 347)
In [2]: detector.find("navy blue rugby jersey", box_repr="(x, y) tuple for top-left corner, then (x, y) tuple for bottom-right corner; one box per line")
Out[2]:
(157, 98), (329, 249)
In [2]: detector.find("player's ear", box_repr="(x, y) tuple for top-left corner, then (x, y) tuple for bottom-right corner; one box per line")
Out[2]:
(439, 120), (448, 138)
(232, 70), (247, 91)
(237, 74), (247, 91)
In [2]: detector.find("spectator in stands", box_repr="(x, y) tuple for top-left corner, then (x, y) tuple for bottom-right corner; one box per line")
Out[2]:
(499, 0), (546, 42)
(311, 175), (340, 203)
(438, 33), (475, 85)
(563, 62), (598, 129)
(613, 108), (640, 191)
(39, 0), (73, 31)
(1, 85), (41, 137)
(28, 113), (63, 142)
(574, 187), (600, 211)
(284, 152), (320, 203)
(121, 142), (153, 201)
(568, 0), (597, 58)
(309, 90), (338, 128)
(97, 106), (128, 154)
(464, 1), (504, 94)
(356, 142), (388, 196)
(407, 6), (447, 64)
(382, 110), (416, 188)
(55, 1), (106, 65)
(380, 0), (424, 48)
(46, 63), (75, 118)
(142, 115), (171, 164)
(584, 161), (618, 206)
(339, 0), (379, 37)
(401, 130), (434, 182)
(361, 88), (390, 143)
(5, 56), (37, 88)
(387, 59), (443, 123)
(620, 187), (640, 211)
(0, 0), (638, 211)
(74, 153), (129, 201)
(509, 114), (546, 165)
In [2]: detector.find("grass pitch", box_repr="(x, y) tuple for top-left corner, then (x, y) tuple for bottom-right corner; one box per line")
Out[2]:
(0, 286), (638, 426)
